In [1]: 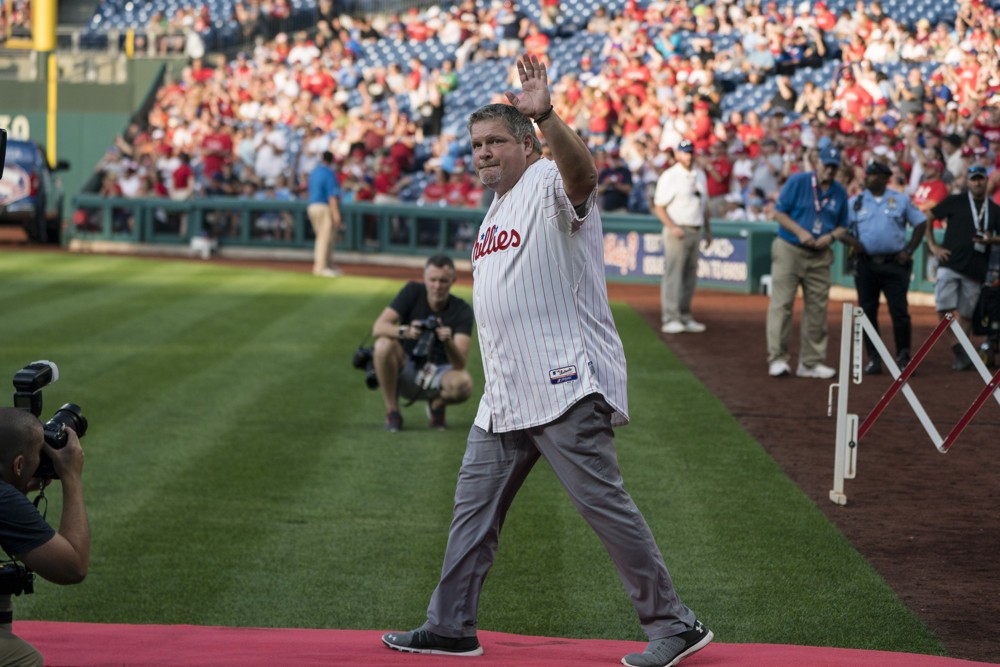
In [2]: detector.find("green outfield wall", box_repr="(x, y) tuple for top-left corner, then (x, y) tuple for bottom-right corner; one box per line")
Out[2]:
(1, 56), (173, 220)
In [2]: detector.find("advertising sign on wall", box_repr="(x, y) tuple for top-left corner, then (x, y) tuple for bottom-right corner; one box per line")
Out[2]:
(603, 231), (750, 287)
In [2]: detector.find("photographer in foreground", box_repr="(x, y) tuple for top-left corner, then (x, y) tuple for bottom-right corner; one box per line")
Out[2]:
(371, 255), (474, 431)
(0, 408), (89, 666)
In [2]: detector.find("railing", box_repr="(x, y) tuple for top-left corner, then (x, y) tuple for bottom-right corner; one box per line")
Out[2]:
(71, 194), (489, 261)
(69, 193), (939, 294)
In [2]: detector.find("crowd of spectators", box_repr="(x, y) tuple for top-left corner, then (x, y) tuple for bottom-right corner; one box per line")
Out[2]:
(90, 0), (1000, 236)
(0, 0), (32, 43)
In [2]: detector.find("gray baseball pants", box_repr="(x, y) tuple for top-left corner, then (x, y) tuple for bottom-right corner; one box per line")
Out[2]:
(422, 394), (695, 641)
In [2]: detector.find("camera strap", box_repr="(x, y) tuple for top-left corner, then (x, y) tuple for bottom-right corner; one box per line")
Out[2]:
(33, 483), (48, 518)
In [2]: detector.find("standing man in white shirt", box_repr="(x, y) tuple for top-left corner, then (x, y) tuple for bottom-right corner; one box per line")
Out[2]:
(381, 54), (713, 667)
(653, 140), (712, 334)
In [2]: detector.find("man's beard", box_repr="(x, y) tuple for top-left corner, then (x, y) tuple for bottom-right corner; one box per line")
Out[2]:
(478, 165), (502, 189)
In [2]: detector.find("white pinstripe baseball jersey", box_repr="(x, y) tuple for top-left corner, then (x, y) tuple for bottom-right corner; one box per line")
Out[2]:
(471, 158), (630, 433)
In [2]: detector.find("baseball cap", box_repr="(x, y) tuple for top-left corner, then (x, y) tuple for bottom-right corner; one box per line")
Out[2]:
(865, 159), (893, 176)
(676, 140), (695, 154)
(968, 164), (988, 178)
(819, 145), (842, 166)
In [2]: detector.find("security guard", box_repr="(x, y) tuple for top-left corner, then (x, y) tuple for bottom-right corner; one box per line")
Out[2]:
(849, 159), (927, 374)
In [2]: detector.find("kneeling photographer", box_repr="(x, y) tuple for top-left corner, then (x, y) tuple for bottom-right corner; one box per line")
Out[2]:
(369, 255), (474, 431)
(1, 406), (89, 666)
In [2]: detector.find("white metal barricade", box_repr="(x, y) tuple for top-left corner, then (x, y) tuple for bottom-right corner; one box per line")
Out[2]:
(828, 303), (1000, 505)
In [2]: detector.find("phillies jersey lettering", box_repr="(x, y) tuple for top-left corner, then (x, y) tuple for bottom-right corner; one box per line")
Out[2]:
(473, 224), (522, 261)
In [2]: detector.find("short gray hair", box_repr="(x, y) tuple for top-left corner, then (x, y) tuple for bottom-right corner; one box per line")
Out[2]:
(0, 407), (42, 466)
(467, 103), (542, 156)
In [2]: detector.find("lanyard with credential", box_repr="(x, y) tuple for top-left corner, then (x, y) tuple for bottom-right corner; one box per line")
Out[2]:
(811, 173), (831, 235)
(968, 191), (988, 234)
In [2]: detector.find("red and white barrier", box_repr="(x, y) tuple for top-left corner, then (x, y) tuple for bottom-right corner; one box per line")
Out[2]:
(828, 303), (1000, 505)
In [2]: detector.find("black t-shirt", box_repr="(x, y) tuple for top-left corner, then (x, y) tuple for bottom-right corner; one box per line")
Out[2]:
(389, 281), (474, 365)
(0, 481), (55, 558)
(930, 193), (1000, 282)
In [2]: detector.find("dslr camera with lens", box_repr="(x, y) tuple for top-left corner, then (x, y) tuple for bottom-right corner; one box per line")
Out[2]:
(351, 345), (379, 390)
(0, 562), (34, 597)
(11, 360), (88, 480)
(411, 315), (442, 363)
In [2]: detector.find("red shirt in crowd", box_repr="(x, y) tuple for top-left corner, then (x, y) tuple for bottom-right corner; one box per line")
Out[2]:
(737, 124), (764, 158)
(913, 178), (949, 227)
(172, 162), (194, 192)
(422, 180), (452, 204)
(191, 63), (214, 83)
(524, 30), (550, 56)
(200, 131), (233, 179)
(406, 21), (430, 41)
(589, 95), (614, 135)
(705, 154), (733, 198)
(975, 119), (1000, 144)
(815, 4), (836, 30)
(303, 69), (336, 97)
(838, 81), (874, 124)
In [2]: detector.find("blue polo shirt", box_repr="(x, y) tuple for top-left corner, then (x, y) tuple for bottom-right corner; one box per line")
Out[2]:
(307, 164), (341, 205)
(848, 188), (926, 254)
(775, 172), (849, 246)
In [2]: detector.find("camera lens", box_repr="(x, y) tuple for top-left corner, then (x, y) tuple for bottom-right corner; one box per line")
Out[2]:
(35, 403), (87, 480)
(44, 403), (88, 447)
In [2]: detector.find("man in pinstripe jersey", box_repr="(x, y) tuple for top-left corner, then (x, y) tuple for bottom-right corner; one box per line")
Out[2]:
(383, 54), (713, 667)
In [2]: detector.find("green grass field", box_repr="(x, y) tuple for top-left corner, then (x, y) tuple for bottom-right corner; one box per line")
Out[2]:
(0, 251), (943, 654)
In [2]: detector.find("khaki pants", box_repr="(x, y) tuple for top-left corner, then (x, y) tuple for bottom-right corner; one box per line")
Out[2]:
(307, 203), (335, 274)
(661, 226), (702, 325)
(766, 237), (834, 367)
(0, 625), (43, 667)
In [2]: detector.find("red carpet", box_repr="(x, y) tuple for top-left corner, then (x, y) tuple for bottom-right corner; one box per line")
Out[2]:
(13, 622), (997, 666)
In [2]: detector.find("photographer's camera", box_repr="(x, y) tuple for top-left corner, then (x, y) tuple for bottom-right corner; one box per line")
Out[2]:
(411, 315), (442, 362)
(0, 563), (34, 597)
(352, 346), (379, 390)
(11, 361), (88, 479)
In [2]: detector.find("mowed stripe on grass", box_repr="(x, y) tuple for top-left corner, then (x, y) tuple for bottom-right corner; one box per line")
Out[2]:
(0, 252), (942, 655)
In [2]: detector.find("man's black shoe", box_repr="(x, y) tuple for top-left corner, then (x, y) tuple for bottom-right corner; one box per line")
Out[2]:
(896, 350), (911, 369)
(382, 629), (483, 656)
(864, 359), (882, 375)
(952, 343), (974, 371)
(426, 402), (447, 429)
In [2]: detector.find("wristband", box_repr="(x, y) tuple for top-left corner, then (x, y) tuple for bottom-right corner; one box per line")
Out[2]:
(533, 106), (554, 124)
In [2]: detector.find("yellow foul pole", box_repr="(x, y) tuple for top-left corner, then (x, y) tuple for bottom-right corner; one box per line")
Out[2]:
(32, 0), (58, 166)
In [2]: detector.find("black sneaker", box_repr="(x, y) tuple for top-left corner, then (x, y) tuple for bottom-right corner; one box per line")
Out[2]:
(621, 620), (713, 667)
(426, 402), (447, 429)
(382, 629), (483, 656)
(385, 411), (403, 432)
(864, 359), (882, 375)
(952, 344), (974, 371)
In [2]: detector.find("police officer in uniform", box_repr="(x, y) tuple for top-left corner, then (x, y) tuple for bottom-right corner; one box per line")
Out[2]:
(849, 159), (927, 374)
